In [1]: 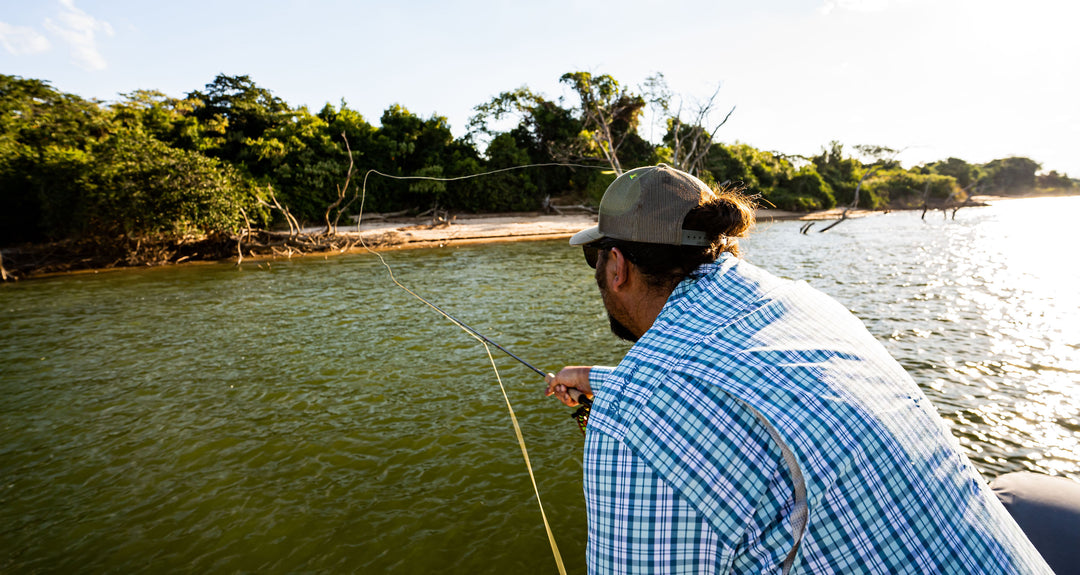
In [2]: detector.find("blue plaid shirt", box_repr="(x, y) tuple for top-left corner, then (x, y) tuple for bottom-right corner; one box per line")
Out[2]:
(582, 254), (1050, 574)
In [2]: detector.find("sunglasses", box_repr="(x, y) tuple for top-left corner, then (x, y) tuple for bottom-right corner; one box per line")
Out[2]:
(583, 244), (603, 269)
(583, 242), (621, 269)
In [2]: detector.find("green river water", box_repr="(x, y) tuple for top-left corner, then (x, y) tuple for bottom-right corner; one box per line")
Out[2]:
(2, 196), (1078, 573)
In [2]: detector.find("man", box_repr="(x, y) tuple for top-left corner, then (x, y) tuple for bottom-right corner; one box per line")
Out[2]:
(544, 164), (1050, 574)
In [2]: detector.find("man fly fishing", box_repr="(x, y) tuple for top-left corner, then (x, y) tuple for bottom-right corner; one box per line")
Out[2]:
(543, 164), (1052, 573)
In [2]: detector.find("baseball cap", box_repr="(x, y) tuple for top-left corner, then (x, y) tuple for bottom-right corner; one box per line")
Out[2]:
(569, 164), (717, 247)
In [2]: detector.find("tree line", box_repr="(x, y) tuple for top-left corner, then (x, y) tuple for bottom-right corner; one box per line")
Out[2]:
(1, 72), (1076, 248)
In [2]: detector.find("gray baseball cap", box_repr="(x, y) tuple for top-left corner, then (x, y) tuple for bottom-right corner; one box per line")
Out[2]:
(569, 164), (717, 246)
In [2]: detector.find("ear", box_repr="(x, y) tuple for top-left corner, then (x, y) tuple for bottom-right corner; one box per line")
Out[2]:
(605, 247), (633, 292)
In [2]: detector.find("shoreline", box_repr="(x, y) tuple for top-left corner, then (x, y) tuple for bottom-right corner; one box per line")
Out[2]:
(0, 204), (976, 281)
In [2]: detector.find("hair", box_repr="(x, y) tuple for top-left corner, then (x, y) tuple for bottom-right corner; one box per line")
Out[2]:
(597, 183), (756, 292)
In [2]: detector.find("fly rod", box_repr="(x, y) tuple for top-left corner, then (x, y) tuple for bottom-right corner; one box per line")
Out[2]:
(418, 296), (549, 379)
(416, 293), (592, 429)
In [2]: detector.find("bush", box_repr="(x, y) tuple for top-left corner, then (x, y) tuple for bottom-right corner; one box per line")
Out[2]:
(862, 169), (958, 208)
(86, 129), (265, 238)
(768, 167), (835, 211)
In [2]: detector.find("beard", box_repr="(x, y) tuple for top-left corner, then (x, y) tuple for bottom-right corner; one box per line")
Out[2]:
(596, 260), (639, 343)
(607, 312), (639, 343)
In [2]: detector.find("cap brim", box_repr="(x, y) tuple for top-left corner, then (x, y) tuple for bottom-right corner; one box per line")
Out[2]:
(569, 226), (603, 246)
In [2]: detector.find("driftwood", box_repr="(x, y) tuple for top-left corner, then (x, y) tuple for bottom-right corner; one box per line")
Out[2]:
(356, 209), (410, 222)
(548, 204), (597, 215)
(542, 195), (597, 215)
(921, 181), (979, 221)
(814, 152), (902, 234)
(921, 182), (933, 220)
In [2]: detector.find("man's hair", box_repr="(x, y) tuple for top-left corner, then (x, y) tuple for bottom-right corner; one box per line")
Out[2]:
(597, 184), (755, 291)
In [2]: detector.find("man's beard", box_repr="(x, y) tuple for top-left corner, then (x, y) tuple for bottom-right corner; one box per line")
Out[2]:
(596, 261), (639, 343)
(607, 312), (639, 343)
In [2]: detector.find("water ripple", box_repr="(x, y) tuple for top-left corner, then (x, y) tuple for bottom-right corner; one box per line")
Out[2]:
(2, 197), (1078, 572)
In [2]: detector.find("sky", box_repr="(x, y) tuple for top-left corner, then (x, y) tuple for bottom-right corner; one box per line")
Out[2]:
(2, 0), (1078, 176)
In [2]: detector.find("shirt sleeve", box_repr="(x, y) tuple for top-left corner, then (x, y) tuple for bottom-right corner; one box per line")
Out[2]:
(589, 365), (616, 392)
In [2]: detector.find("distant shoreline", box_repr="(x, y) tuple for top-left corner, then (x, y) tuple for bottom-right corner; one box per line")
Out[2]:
(0, 200), (1008, 281)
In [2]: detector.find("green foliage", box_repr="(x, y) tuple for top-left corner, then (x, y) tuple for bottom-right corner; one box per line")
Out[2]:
(705, 144), (793, 195)
(1035, 170), (1077, 192)
(811, 141), (864, 206)
(110, 90), (202, 148)
(703, 143), (754, 187)
(559, 71), (648, 173)
(3, 71), (1077, 249)
(185, 74), (295, 173)
(580, 170), (618, 205)
(0, 75), (107, 243)
(980, 157), (1040, 195)
(447, 133), (538, 212)
(926, 157), (980, 189)
(772, 167), (836, 211)
(263, 105), (354, 223)
(86, 129), (265, 238)
(0, 75), (109, 154)
(469, 87), (583, 198)
(861, 169), (959, 208)
(0, 145), (94, 243)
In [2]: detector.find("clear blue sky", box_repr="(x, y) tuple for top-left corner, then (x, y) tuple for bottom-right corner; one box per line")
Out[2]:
(3, 0), (1078, 176)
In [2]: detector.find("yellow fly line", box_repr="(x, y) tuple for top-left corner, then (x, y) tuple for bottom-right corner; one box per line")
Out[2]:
(351, 162), (605, 574)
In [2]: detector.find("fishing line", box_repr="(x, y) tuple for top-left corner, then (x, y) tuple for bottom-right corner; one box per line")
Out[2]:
(353, 161), (606, 575)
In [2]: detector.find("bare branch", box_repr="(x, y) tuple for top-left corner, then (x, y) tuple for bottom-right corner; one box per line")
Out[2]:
(323, 132), (356, 235)
(663, 82), (733, 176)
(256, 184), (300, 237)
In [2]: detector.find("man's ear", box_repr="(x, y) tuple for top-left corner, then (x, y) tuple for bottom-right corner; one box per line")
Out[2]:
(606, 247), (632, 291)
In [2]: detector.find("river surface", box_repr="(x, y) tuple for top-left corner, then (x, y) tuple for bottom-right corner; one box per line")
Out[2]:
(2, 196), (1078, 573)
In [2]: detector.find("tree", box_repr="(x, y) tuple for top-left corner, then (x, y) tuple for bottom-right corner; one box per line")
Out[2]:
(365, 104), (480, 213)
(0, 75), (109, 244)
(809, 142), (902, 209)
(705, 143), (793, 193)
(980, 157), (1040, 195)
(185, 74), (294, 175)
(109, 90), (203, 149)
(862, 169), (958, 209)
(85, 129), (265, 238)
(559, 71), (647, 174)
(643, 73), (735, 177)
(926, 157), (979, 189)
(773, 166), (836, 211)
(1035, 170), (1077, 192)
(468, 86), (583, 198)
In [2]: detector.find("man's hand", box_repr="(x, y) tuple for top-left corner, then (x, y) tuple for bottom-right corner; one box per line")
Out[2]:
(544, 366), (594, 407)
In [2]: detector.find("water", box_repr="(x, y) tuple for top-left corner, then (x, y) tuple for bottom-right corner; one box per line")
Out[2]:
(2, 197), (1078, 573)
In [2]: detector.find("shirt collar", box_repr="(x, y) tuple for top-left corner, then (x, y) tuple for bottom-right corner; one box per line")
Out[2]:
(653, 253), (742, 327)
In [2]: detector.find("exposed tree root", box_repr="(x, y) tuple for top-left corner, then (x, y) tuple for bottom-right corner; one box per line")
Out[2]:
(0, 230), (384, 280)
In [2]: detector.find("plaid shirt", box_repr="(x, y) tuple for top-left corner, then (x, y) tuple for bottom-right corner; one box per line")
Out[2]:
(583, 254), (1050, 574)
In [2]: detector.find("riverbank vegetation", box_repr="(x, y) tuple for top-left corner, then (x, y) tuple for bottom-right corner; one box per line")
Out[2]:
(2, 72), (1076, 279)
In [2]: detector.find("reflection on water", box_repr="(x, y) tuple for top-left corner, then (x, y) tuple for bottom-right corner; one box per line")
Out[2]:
(1, 196), (1077, 572)
(743, 196), (1080, 478)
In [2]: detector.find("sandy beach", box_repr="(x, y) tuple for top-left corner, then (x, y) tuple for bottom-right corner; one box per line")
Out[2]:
(323, 207), (857, 252)
(0, 205), (899, 279)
